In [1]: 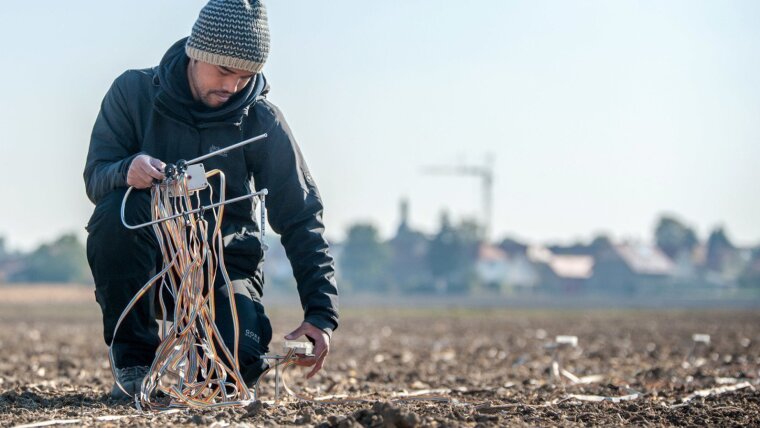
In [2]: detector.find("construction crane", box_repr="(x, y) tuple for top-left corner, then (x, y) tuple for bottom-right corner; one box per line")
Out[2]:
(422, 156), (495, 241)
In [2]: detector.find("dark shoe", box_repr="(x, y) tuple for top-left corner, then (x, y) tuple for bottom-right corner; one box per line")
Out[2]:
(110, 366), (149, 400)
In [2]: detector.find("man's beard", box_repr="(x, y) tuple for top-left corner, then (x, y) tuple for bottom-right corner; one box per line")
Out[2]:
(200, 90), (234, 108)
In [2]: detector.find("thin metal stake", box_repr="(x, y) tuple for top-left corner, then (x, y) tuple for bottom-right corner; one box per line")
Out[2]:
(275, 361), (281, 402)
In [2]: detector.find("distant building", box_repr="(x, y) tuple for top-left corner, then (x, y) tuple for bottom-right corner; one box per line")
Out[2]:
(498, 238), (529, 258)
(615, 243), (674, 276)
(546, 255), (594, 292)
(528, 246), (593, 293)
(476, 244), (539, 291)
(591, 243), (674, 293)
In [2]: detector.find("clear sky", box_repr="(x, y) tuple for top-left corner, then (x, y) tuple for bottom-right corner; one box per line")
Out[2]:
(0, 1), (758, 250)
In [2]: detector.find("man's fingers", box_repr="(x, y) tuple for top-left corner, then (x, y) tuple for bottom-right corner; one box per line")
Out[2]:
(306, 357), (324, 378)
(285, 325), (306, 340)
(293, 355), (316, 367)
(128, 168), (152, 189)
(306, 363), (321, 378)
(128, 155), (165, 187)
(148, 169), (165, 181)
(284, 322), (330, 377)
(149, 158), (166, 172)
(133, 171), (154, 186)
(304, 340), (329, 378)
(140, 161), (165, 181)
(306, 348), (328, 379)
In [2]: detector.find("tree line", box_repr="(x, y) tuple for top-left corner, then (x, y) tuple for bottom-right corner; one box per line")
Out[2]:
(337, 214), (760, 292)
(1, 214), (758, 290)
(0, 235), (92, 284)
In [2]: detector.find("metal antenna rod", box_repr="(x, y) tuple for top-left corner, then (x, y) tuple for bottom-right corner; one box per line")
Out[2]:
(186, 133), (268, 165)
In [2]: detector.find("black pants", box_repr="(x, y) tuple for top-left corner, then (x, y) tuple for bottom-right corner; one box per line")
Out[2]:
(86, 188), (271, 385)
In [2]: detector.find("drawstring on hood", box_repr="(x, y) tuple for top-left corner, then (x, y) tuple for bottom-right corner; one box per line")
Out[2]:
(155, 38), (267, 127)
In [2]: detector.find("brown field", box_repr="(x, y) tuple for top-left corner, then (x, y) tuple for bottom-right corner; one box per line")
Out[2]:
(0, 285), (759, 427)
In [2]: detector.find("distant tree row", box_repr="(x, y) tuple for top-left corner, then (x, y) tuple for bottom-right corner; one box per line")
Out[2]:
(0, 234), (91, 284)
(338, 213), (481, 293)
(337, 213), (760, 293)
(654, 215), (753, 277)
(2, 213), (758, 291)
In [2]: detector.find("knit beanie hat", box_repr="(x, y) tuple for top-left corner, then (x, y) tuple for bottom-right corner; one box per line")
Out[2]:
(186, 0), (270, 74)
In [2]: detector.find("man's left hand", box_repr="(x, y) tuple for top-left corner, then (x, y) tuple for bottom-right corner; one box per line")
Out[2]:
(285, 321), (330, 379)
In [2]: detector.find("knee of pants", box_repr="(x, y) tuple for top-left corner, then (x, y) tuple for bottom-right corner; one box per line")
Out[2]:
(86, 188), (158, 278)
(215, 285), (273, 358)
(239, 312), (272, 360)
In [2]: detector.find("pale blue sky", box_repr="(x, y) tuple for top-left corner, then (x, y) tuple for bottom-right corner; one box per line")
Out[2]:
(0, 1), (758, 250)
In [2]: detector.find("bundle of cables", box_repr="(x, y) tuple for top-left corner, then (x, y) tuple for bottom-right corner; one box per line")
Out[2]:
(111, 134), (284, 410)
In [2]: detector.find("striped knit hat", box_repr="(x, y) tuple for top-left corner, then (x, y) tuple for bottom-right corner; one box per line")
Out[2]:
(186, 0), (270, 74)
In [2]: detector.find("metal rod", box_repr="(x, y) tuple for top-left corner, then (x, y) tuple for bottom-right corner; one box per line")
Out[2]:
(260, 194), (268, 251)
(186, 133), (268, 165)
(122, 186), (269, 230)
(275, 360), (281, 402)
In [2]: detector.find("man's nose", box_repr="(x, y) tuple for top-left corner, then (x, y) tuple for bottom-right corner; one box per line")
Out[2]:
(222, 77), (240, 93)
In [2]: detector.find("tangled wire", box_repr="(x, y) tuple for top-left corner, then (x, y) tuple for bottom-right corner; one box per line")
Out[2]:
(109, 136), (288, 410)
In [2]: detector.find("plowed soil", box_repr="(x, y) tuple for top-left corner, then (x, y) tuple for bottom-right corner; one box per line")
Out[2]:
(1, 286), (758, 427)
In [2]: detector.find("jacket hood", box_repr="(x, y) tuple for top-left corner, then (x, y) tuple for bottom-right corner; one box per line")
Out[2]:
(155, 37), (268, 127)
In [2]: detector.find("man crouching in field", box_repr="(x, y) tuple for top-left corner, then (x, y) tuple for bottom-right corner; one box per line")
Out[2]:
(83, 0), (338, 400)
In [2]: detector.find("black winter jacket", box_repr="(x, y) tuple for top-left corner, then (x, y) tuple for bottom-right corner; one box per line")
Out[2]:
(83, 38), (338, 334)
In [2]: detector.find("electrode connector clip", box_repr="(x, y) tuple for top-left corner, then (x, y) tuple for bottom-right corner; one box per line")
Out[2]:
(284, 340), (315, 357)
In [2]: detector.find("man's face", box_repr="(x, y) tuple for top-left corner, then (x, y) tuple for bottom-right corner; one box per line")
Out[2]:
(187, 59), (255, 108)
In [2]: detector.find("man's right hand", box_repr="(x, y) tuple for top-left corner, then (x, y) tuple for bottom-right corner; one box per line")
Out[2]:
(127, 154), (166, 188)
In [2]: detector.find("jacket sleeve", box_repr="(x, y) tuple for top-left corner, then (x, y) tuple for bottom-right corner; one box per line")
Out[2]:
(249, 104), (339, 335)
(83, 73), (142, 204)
